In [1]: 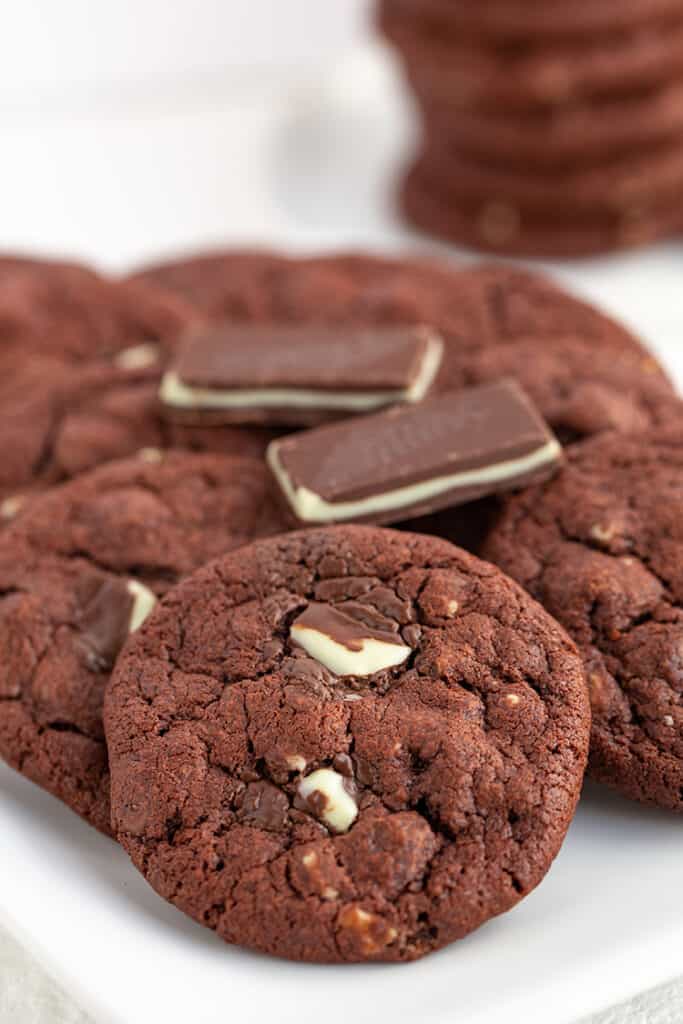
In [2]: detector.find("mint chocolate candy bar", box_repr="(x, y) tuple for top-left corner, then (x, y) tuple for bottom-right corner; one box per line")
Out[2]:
(267, 379), (562, 525)
(159, 324), (443, 426)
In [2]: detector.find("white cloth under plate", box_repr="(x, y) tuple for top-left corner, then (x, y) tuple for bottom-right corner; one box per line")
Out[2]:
(0, 922), (91, 1024)
(581, 977), (683, 1024)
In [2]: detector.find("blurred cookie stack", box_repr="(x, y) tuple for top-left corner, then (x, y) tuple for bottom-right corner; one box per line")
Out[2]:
(379, 0), (683, 257)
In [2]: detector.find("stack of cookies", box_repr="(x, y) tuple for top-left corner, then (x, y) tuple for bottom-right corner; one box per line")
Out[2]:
(379, 0), (683, 256)
(1, 249), (682, 965)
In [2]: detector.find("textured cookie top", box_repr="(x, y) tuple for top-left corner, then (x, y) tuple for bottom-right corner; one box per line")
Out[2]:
(128, 251), (673, 444)
(0, 259), (195, 363)
(484, 425), (683, 810)
(105, 525), (589, 962)
(0, 452), (287, 833)
(0, 259), (206, 505)
(0, 258), (280, 507)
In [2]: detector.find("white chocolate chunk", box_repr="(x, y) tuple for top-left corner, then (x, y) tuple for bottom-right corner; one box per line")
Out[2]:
(114, 343), (160, 370)
(297, 769), (358, 833)
(137, 447), (164, 464)
(126, 580), (157, 633)
(286, 754), (307, 772)
(158, 332), (443, 413)
(290, 622), (410, 677)
(590, 523), (616, 544)
(0, 495), (25, 521)
(269, 436), (562, 524)
(663, 715), (675, 727)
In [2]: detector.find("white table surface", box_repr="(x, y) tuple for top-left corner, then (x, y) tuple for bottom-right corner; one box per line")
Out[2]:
(0, 36), (682, 1024)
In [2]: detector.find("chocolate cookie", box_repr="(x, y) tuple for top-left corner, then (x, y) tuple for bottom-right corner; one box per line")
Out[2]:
(127, 251), (674, 444)
(411, 141), (683, 215)
(0, 452), (287, 833)
(484, 424), (683, 811)
(104, 525), (590, 962)
(0, 260), (273, 513)
(420, 81), (683, 168)
(401, 157), (680, 257)
(379, 0), (683, 43)
(385, 12), (683, 111)
(126, 248), (286, 320)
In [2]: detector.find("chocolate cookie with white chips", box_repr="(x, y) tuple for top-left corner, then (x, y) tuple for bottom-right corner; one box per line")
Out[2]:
(105, 525), (590, 962)
(0, 451), (287, 833)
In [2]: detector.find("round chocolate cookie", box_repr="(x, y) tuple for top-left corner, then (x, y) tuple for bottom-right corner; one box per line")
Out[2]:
(420, 81), (683, 168)
(410, 141), (683, 216)
(0, 259), (273, 512)
(401, 157), (680, 257)
(104, 525), (590, 962)
(0, 452), (288, 833)
(127, 251), (674, 445)
(484, 424), (683, 811)
(379, 0), (683, 43)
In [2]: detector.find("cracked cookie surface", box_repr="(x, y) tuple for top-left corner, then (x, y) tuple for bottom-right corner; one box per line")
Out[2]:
(0, 452), (287, 833)
(104, 525), (590, 962)
(484, 424), (683, 810)
(0, 259), (273, 510)
(128, 251), (674, 446)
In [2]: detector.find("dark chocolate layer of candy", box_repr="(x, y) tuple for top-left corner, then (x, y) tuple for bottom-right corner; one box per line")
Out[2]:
(78, 577), (135, 670)
(268, 379), (562, 525)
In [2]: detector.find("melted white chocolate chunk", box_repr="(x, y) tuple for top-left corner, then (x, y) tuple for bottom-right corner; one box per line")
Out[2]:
(297, 769), (358, 833)
(290, 621), (410, 677)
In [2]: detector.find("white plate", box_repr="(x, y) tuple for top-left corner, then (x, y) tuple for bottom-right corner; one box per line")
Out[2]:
(2, 766), (683, 1024)
(1, 39), (683, 1024)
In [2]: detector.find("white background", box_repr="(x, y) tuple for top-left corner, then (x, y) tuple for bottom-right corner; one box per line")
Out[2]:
(0, 4), (682, 1023)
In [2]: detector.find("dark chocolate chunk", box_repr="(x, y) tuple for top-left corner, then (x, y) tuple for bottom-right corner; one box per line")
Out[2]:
(237, 780), (290, 831)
